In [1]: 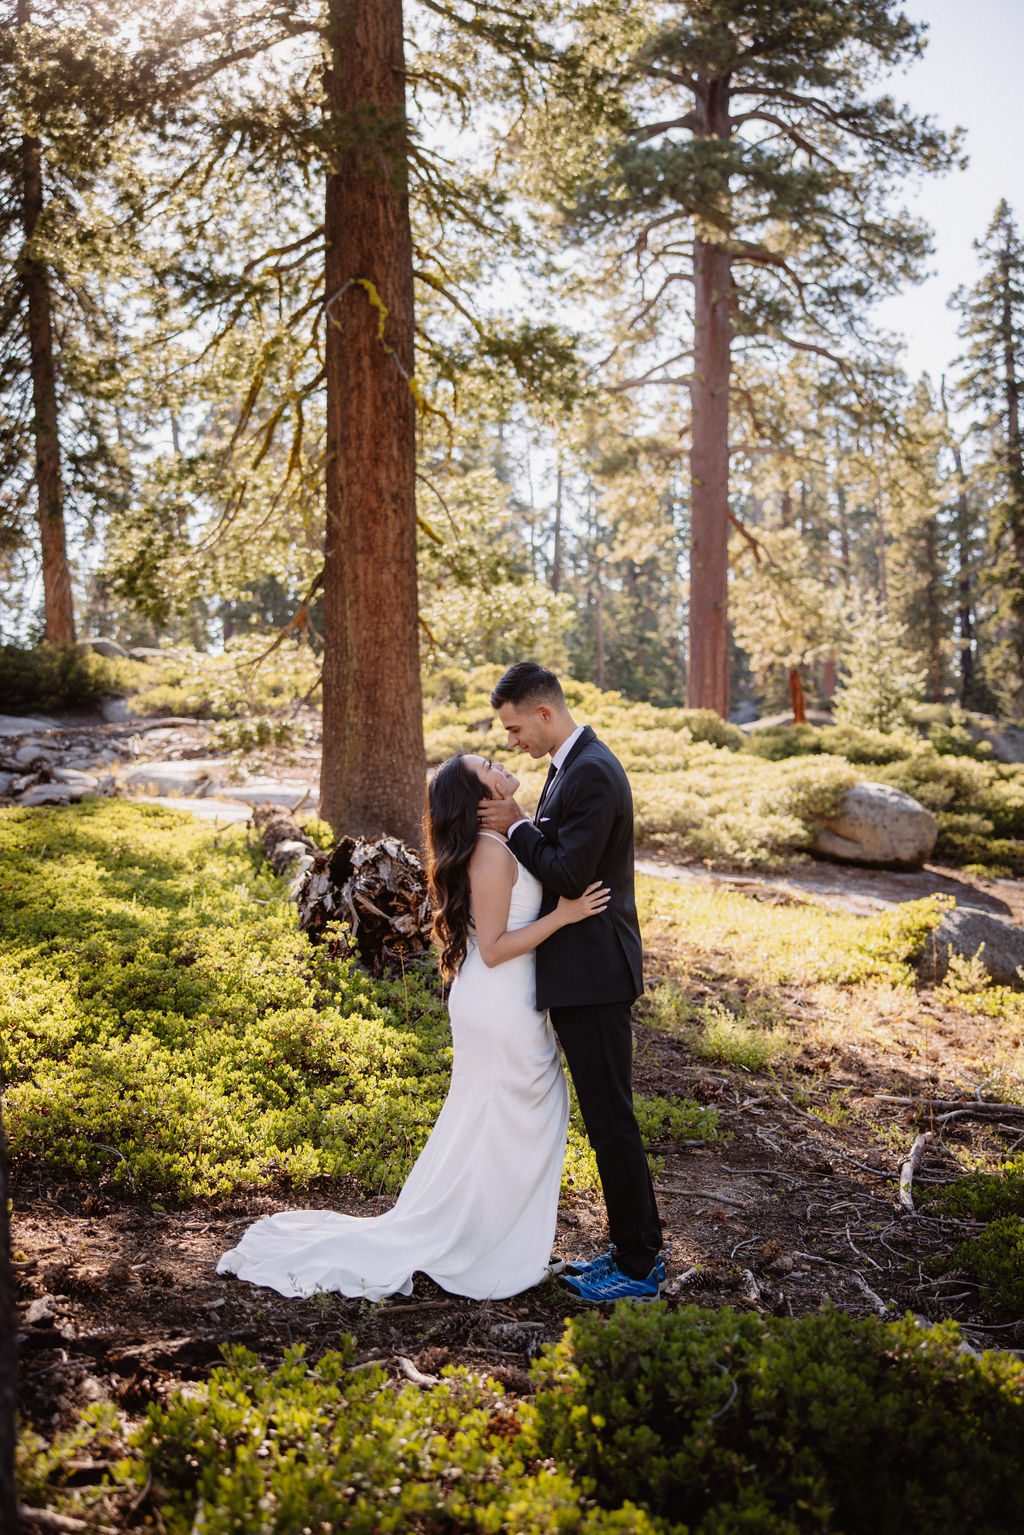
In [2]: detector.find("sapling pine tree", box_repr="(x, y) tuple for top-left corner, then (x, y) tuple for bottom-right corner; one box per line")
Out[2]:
(545, 0), (961, 717)
(832, 597), (925, 732)
(952, 199), (1024, 718)
(881, 377), (954, 702)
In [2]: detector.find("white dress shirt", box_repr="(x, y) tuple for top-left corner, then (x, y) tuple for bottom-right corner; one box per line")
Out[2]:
(509, 724), (586, 835)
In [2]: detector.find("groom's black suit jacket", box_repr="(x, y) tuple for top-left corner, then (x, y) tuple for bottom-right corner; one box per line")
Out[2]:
(508, 726), (644, 1011)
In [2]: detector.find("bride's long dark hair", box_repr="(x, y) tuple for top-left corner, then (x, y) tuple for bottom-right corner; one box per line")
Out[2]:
(425, 753), (490, 979)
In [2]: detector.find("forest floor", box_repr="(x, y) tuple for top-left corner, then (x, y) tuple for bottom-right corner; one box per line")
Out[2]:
(14, 853), (1024, 1470)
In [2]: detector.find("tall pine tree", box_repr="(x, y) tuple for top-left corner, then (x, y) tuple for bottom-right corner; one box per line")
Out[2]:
(544, 0), (960, 716)
(952, 200), (1024, 718)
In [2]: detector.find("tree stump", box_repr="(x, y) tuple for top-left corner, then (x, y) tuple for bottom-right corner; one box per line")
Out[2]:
(251, 805), (433, 976)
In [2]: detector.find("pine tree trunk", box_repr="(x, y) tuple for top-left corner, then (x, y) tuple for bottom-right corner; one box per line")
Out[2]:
(687, 63), (732, 717)
(19, 14), (74, 646)
(320, 0), (425, 845)
(944, 388), (976, 708)
(688, 232), (732, 715)
(551, 463), (563, 592)
(923, 516), (945, 701)
(0, 1094), (16, 1533)
(594, 571), (606, 690)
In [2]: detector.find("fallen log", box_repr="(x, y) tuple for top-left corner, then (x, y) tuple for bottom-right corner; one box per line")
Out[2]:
(250, 803), (319, 878)
(899, 1131), (933, 1215)
(865, 1095), (1024, 1117)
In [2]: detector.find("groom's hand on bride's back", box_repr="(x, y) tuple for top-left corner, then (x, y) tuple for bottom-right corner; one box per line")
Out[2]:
(477, 792), (523, 833)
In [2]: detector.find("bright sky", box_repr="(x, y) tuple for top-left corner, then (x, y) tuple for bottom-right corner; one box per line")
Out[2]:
(874, 0), (1024, 385)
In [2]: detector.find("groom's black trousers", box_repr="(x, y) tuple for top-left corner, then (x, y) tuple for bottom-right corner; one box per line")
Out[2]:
(550, 1000), (663, 1279)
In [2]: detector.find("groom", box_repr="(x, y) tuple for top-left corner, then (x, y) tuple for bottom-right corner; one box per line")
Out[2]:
(477, 661), (664, 1301)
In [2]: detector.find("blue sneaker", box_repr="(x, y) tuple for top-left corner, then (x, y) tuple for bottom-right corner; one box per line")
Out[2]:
(562, 1247), (617, 1278)
(561, 1257), (665, 1304)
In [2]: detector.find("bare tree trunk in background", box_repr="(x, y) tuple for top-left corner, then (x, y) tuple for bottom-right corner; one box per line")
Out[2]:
(594, 573), (605, 691)
(19, 0), (74, 644)
(788, 666), (807, 724)
(922, 515), (946, 701)
(320, 0), (425, 846)
(688, 231), (732, 716)
(686, 63), (733, 718)
(0, 1094), (17, 1532)
(942, 381), (977, 708)
(550, 462), (563, 593)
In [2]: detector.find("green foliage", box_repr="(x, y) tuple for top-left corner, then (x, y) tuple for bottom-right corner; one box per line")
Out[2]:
(818, 724), (919, 765)
(528, 1303), (1024, 1534)
(125, 639), (321, 720)
(0, 803), (451, 1197)
(0, 643), (140, 711)
(41, 1308), (1023, 1535)
(952, 1217), (1024, 1313)
(833, 602), (928, 733)
(925, 1155), (1024, 1223)
(638, 880), (949, 990)
(124, 1342), (661, 1535)
(634, 1092), (719, 1146)
(744, 724), (825, 761)
(674, 709), (746, 751)
(686, 999), (788, 1072)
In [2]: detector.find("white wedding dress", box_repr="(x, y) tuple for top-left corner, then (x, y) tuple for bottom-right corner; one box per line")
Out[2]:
(216, 836), (569, 1301)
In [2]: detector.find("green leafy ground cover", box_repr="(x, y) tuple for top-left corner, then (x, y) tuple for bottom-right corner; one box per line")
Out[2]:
(0, 802), (714, 1199)
(20, 1306), (1024, 1534)
(424, 671), (1024, 872)
(9, 646), (1023, 872)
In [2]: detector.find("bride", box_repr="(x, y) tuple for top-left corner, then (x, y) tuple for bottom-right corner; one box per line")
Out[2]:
(216, 752), (608, 1301)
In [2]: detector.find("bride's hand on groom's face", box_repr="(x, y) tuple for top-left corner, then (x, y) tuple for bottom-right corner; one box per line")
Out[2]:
(478, 794), (522, 832)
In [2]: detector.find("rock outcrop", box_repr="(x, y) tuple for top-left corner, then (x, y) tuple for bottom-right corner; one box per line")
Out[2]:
(811, 782), (937, 869)
(919, 907), (1024, 987)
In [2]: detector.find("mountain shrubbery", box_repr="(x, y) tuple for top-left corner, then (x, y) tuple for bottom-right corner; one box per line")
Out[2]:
(27, 1305), (1024, 1534)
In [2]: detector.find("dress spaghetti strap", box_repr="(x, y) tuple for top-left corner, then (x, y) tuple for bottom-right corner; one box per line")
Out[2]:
(477, 830), (519, 879)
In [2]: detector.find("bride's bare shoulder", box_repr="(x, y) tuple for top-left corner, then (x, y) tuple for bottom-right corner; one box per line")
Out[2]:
(469, 832), (517, 881)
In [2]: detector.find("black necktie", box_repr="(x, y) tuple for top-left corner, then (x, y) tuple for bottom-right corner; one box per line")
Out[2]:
(536, 762), (558, 821)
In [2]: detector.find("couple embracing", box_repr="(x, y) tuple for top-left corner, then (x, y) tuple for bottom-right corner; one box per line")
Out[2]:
(219, 662), (665, 1304)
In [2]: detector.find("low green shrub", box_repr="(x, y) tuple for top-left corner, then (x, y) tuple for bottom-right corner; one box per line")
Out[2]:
(121, 1343), (660, 1535)
(820, 723), (918, 764)
(923, 1155), (1024, 1222)
(0, 803), (457, 1196)
(58, 1308), (1024, 1535)
(0, 802), (707, 1201)
(952, 1216), (1024, 1312)
(126, 638), (321, 719)
(529, 1303), (1024, 1533)
(673, 708), (746, 751)
(744, 723), (826, 760)
(635, 1092), (719, 1144)
(0, 643), (139, 711)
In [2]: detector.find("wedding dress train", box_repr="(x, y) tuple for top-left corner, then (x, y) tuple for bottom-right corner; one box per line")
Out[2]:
(216, 841), (569, 1300)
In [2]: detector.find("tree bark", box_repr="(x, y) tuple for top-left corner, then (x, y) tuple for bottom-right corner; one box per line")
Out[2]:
(788, 666), (807, 724)
(320, 0), (425, 845)
(687, 74), (732, 717)
(550, 461), (563, 593)
(19, 0), (74, 645)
